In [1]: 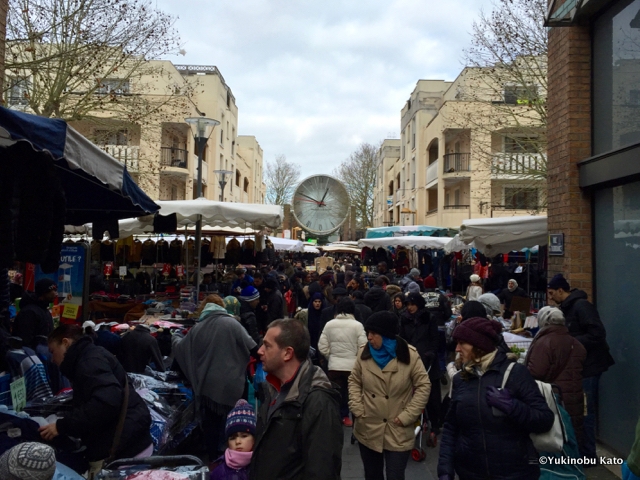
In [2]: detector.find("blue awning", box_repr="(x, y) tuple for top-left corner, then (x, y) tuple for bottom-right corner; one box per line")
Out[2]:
(0, 106), (159, 225)
(365, 225), (456, 239)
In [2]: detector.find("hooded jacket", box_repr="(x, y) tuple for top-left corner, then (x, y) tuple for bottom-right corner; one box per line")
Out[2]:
(559, 289), (615, 377)
(239, 300), (262, 346)
(13, 293), (53, 349)
(437, 351), (554, 480)
(348, 338), (430, 452)
(119, 325), (165, 374)
(318, 314), (367, 372)
(525, 324), (587, 445)
(57, 336), (152, 462)
(364, 285), (392, 313)
(249, 360), (343, 480)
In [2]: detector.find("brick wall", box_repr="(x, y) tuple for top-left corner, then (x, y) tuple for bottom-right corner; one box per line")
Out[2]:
(0, 0), (7, 104)
(546, 19), (594, 297)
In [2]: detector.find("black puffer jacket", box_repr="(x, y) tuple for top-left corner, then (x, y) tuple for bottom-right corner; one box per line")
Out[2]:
(438, 351), (554, 480)
(57, 336), (152, 462)
(13, 293), (54, 349)
(399, 308), (441, 379)
(364, 286), (392, 313)
(239, 301), (262, 346)
(250, 360), (343, 480)
(559, 289), (615, 377)
(119, 325), (165, 374)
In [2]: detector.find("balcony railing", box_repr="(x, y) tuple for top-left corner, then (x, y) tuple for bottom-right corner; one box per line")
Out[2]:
(100, 145), (139, 171)
(426, 208), (438, 215)
(426, 160), (438, 184)
(161, 147), (189, 169)
(491, 153), (544, 176)
(443, 204), (470, 209)
(443, 153), (471, 172)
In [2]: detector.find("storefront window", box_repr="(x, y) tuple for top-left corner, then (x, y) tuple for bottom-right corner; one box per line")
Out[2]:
(594, 180), (640, 454)
(593, 0), (640, 154)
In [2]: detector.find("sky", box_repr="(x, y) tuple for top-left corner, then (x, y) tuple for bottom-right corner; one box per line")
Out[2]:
(155, 0), (495, 177)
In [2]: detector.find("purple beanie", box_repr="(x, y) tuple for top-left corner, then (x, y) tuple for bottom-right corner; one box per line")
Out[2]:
(452, 317), (503, 353)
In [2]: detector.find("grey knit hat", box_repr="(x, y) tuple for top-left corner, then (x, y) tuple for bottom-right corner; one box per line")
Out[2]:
(0, 442), (56, 480)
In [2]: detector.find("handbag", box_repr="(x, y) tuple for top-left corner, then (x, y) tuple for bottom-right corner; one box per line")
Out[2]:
(501, 363), (566, 453)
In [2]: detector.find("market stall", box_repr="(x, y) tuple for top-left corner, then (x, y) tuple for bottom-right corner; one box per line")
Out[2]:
(365, 225), (455, 238)
(456, 215), (547, 256)
(358, 236), (452, 249)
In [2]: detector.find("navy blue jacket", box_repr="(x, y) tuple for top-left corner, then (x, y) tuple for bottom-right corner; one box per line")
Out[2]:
(438, 351), (554, 480)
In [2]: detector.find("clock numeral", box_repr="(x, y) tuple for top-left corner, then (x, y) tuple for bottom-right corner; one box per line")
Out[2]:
(330, 221), (335, 228)
(318, 224), (323, 231)
(306, 221), (311, 228)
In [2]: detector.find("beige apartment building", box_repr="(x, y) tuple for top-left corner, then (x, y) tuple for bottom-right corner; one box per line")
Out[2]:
(5, 60), (265, 204)
(373, 67), (546, 229)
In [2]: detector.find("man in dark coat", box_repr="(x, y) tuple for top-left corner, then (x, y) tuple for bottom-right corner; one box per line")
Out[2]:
(263, 278), (285, 323)
(119, 324), (165, 374)
(238, 286), (263, 346)
(497, 279), (528, 310)
(251, 319), (342, 480)
(364, 277), (392, 313)
(547, 273), (615, 460)
(320, 285), (361, 331)
(349, 290), (372, 324)
(399, 292), (442, 433)
(13, 278), (56, 349)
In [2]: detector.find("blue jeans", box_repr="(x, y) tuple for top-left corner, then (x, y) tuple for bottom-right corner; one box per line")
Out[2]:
(581, 374), (601, 459)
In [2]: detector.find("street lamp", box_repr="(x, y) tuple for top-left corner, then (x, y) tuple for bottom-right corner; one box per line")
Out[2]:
(213, 169), (234, 201)
(185, 116), (220, 297)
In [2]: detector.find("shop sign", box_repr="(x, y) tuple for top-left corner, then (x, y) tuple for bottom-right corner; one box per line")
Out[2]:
(549, 233), (564, 256)
(34, 243), (90, 323)
(10, 377), (26, 412)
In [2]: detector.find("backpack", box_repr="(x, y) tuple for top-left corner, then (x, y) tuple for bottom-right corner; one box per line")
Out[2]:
(501, 363), (566, 453)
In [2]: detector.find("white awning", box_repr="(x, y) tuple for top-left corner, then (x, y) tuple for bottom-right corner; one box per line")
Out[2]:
(358, 236), (452, 249)
(458, 215), (547, 256)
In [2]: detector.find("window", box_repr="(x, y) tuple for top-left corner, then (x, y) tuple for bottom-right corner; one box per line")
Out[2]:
(244, 178), (249, 193)
(454, 189), (460, 206)
(444, 192), (450, 207)
(504, 187), (538, 209)
(226, 122), (229, 139)
(236, 170), (241, 187)
(6, 76), (30, 106)
(96, 79), (130, 95)
(220, 129), (224, 146)
(503, 135), (539, 154)
(503, 85), (538, 105)
(94, 129), (128, 145)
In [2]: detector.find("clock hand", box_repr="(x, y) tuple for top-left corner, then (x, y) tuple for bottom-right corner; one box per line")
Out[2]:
(294, 197), (320, 204)
(320, 188), (329, 206)
(298, 193), (320, 203)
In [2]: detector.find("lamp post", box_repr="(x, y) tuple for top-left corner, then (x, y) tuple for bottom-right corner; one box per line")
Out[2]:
(185, 116), (219, 298)
(213, 169), (234, 202)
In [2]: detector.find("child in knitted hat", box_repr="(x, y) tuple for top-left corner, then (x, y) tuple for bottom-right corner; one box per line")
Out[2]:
(210, 399), (257, 480)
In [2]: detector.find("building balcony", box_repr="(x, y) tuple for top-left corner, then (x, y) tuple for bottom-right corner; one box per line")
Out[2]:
(443, 204), (470, 210)
(443, 153), (471, 174)
(160, 147), (189, 176)
(100, 145), (139, 172)
(491, 153), (544, 178)
(426, 160), (438, 189)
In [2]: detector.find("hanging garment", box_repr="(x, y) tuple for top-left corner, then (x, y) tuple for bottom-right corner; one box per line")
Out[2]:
(141, 239), (156, 265)
(169, 239), (183, 265)
(128, 238), (143, 264)
(226, 238), (241, 265)
(156, 239), (169, 263)
(90, 240), (101, 263)
(100, 240), (115, 262)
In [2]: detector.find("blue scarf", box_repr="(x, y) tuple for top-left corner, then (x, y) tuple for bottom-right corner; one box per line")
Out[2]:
(369, 337), (397, 370)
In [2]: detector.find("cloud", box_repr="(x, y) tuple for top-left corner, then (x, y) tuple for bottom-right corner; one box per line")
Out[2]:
(156, 0), (495, 175)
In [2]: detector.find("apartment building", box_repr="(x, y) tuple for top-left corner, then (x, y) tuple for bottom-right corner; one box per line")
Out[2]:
(373, 67), (546, 228)
(373, 139), (401, 227)
(5, 59), (265, 204)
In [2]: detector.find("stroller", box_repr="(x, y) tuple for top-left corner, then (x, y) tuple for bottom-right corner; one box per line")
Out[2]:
(96, 455), (208, 479)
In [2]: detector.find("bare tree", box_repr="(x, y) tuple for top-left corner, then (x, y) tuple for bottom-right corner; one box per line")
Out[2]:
(448, 0), (547, 211)
(4, 0), (183, 120)
(334, 142), (379, 228)
(265, 154), (301, 205)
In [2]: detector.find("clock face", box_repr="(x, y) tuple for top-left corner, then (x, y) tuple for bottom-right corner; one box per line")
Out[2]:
(292, 175), (350, 235)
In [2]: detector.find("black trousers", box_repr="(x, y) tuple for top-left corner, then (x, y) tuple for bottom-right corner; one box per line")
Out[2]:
(358, 443), (411, 480)
(426, 375), (442, 432)
(328, 370), (350, 418)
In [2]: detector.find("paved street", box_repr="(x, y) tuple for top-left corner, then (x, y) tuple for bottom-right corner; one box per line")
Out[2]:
(341, 426), (620, 480)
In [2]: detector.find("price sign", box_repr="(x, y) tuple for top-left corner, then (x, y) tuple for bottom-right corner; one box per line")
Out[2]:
(119, 266), (127, 277)
(62, 303), (80, 320)
(10, 377), (26, 412)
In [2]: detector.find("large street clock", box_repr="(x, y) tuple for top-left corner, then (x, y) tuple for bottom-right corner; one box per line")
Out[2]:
(292, 175), (350, 235)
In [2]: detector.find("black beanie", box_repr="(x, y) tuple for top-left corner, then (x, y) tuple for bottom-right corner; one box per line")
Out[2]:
(365, 311), (400, 339)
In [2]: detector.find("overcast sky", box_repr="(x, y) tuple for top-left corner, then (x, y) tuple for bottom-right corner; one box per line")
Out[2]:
(155, 0), (495, 177)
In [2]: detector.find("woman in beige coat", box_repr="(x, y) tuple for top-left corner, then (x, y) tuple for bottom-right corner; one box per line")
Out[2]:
(349, 311), (431, 480)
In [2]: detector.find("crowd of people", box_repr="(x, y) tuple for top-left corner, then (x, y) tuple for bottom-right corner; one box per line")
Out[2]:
(0, 255), (627, 480)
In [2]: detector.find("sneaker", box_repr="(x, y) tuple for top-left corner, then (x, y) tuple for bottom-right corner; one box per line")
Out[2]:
(342, 417), (353, 427)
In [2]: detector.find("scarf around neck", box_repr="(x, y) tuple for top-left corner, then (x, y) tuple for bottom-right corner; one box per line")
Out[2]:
(370, 336), (397, 370)
(225, 448), (252, 469)
(463, 349), (497, 377)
